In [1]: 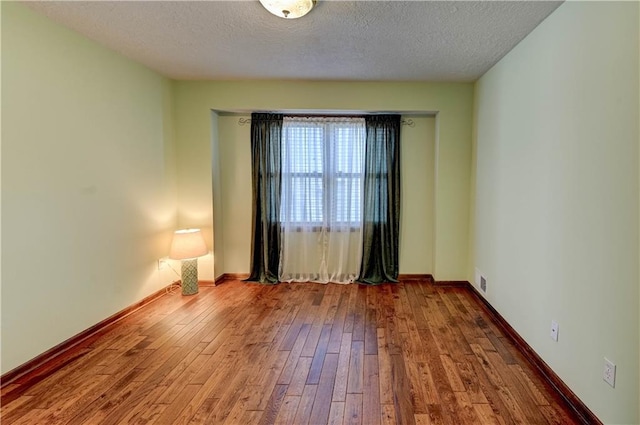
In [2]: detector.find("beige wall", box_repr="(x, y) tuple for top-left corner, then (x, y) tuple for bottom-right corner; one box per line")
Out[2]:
(472, 2), (639, 423)
(214, 114), (435, 276)
(210, 113), (225, 279)
(400, 116), (435, 274)
(217, 114), (252, 274)
(174, 81), (473, 281)
(1, 3), (179, 373)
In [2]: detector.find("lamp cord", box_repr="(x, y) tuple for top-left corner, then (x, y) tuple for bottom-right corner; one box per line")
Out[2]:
(162, 260), (183, 295)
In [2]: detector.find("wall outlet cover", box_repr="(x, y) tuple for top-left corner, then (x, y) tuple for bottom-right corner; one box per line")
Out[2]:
(550, 320), (559, 341)
(157, 257), (170, 270)
(603, 358), (616, 387)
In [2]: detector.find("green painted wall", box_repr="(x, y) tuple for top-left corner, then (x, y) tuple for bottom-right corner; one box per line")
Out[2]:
(472, 2), (639, 423)
(1, 3), (179, 373)
(173, 81), (474, 281)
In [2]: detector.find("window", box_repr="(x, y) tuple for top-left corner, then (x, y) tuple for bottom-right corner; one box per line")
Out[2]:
(280, 117), (366, 227)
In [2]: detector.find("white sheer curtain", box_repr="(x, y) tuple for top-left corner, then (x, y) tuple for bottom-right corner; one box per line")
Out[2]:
(279, 116), (365, 284)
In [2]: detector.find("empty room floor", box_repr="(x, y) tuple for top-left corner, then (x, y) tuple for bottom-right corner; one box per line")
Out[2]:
(1, 280), (580, 424)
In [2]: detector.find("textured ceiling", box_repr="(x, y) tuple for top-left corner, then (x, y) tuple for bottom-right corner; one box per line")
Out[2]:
(24, 1), (563, 82)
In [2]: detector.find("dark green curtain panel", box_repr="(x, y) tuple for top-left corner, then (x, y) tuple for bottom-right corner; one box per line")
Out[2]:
(358, 115), (401, 285)
(246, 113), (283, 284)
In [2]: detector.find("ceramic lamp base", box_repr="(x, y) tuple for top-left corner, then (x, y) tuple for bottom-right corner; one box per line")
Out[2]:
(181, 258), (199, 295)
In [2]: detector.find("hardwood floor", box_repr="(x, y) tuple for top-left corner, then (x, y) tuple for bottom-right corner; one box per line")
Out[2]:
(1, 280), (580, 424)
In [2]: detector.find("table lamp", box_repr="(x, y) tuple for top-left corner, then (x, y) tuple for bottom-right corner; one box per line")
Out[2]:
(169, 228), (208, 295)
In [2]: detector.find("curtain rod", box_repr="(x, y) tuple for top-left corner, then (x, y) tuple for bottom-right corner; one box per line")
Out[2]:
(237, 117), (415, 128)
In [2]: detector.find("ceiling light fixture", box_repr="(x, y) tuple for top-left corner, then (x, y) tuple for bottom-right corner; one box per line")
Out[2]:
(259, 0), (316, 19)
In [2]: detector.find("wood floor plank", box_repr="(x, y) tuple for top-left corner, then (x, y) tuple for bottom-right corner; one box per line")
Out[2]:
(415, 327), (459, 423)
(416, 361), (441, 405)
(72, 377), (147, 425)
(0, 395), (34, 421)
(539, 403), (581, 425)
(23, 348), (108, 401)
(170, 388), (217, 425)
(439, 354), (466, 392)
(331, 332), (352, 403)
(452, 390), (481, 425)
(152, 383), (201, 424)
(484, 351), (549, 425)
(185, 396), (220, 425)
(342, 286), (358, 334)
(277, 323), (312, 385)
(258, 384), (288, 425)
(465, 352), (516, 425)
(425, 404), (447, 425)
(287, 356), (313, 396)
(362, 354), (381, 425)
(1, 280), (581, 425)
(389, 353), (416, 425)
(273, 395), (301, 425)
(292, 384), (317, 425)
(189, 334), (242, 385)
(216, 393), (249, 425)
(346, 340), (364, 394)
(403, 283), (430, 331)
(327, 293), (349, 353)
(0, 384), (21, 399)
(473, 403), (504, 425)
(454, 359), (488, 404)
(399, 333), (429, 415)
(391, 285), (410, 334)
(322, 284), (343, 326)
(509, 363), (551, 406)
(351, 286), (367, 341)
(244, 350), (290, 411)
(8, 407), (47, 425)
(301, 322), (324, 359)
(309, 353), (339, 424)
(156, 353), (209, 404)
(364, 286), (379, 355)
(327, 401), (345, 425)
(415, 413), (433, 425)
(376, 328), (394, 405)
(56, 368), (141, 424)
(344, 393), (363, 425)
(381, 403), (398, 425)
(469, 344), (528, 425)
(306, 324), (332, 385)
(30, 373), (111, 424)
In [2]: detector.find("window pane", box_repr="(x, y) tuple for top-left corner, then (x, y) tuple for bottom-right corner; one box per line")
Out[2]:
(281, 117), (365, 226)
(282, 126), (323, 174)
(332, 177), (361, 222)
(291, 176), (322, 223)
(331, 125), (365, 174)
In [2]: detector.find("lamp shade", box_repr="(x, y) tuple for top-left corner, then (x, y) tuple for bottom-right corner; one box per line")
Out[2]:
(169, 229), (208, 260)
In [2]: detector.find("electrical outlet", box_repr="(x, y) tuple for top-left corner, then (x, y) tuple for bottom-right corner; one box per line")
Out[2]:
(157, 258), (169, 270)
(550, 320), (559, 341)
(603, 358), (616, 387)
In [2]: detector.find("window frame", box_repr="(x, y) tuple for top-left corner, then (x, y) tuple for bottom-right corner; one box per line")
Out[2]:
(279, 117), (365, 231)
